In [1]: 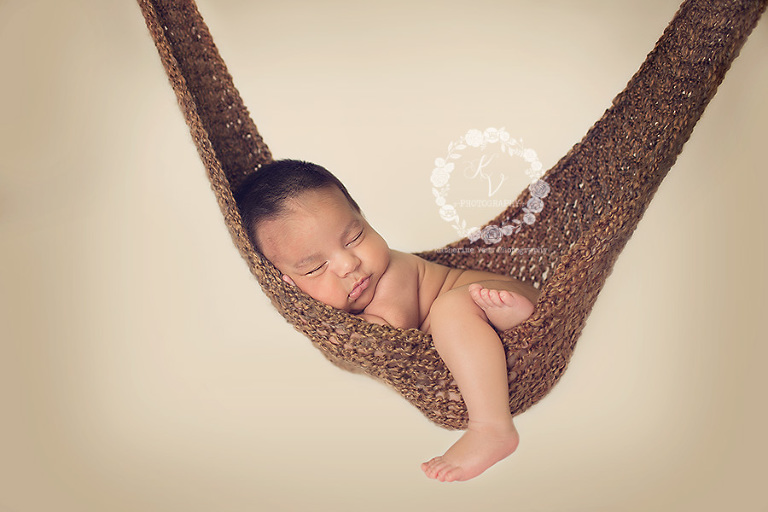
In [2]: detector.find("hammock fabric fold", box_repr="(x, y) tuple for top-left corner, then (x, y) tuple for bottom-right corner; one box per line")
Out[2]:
(137, 0), (766, 429)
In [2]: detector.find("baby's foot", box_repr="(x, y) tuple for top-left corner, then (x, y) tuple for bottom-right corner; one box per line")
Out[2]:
(421, 420), (519, 482)
(468, 283), (535, 331)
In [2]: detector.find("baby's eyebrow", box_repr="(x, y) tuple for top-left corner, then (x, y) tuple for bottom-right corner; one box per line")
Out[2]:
(293, 252), (322, 271)
(342, 219), (363, 237)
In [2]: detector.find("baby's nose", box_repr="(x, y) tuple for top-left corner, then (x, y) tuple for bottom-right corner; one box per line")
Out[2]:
(335, 251), (360, 276)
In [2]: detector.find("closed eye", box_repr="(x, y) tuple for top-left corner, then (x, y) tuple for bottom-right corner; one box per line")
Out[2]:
(346, 229), (364, 246)
(304, 262), (327, 276)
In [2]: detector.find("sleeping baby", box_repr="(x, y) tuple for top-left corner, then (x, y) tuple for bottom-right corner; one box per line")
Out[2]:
(235, 159), (540, 482)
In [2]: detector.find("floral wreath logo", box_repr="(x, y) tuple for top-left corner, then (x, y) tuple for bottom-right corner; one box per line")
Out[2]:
(431, 127), (551, 244)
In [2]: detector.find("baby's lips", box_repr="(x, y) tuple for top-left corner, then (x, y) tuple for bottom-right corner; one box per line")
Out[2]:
(348, 276), (370, 300)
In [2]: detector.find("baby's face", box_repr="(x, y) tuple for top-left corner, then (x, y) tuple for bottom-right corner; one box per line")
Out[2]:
(257, 186), (390, 313)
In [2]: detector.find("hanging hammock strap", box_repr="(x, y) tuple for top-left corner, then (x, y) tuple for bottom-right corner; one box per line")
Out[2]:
(137, 0), (273, 279)
(429, 0), (767, 271)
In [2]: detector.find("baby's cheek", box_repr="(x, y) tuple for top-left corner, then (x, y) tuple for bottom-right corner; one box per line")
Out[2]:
(292, 278), (319, 301)
(306, 279), (344, 309)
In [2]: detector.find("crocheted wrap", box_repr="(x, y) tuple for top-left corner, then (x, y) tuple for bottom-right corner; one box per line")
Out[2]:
(137, 0), (766, 429)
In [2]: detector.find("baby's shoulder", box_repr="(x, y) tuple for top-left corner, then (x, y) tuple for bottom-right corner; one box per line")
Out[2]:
(387, 250), (451, 285)
(388, 250), (426, 276)
(393, 252), (460, 301)
(379, 250), (422, 296)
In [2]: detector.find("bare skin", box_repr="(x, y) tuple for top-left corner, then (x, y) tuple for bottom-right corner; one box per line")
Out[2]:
(255, 186), (539, 482)
(421, 281), (533, 482)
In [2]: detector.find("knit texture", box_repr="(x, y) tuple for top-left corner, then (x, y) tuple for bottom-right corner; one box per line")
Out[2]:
(138, 0), (766, 429)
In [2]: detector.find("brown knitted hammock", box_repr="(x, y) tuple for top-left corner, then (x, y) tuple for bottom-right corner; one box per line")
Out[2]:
(137, 0), (766, 430)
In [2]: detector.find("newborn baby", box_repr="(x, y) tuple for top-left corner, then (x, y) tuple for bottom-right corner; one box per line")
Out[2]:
(235, 160), (540, 482)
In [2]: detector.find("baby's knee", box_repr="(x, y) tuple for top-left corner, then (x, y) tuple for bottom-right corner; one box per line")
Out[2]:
(430, 286), (485, 322)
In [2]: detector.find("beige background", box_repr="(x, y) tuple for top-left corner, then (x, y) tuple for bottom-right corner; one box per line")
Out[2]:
(1, 0), (767, 510)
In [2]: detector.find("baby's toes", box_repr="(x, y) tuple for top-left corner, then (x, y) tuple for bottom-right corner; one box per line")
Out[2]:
(422, 457), (444, 479)
(468, 283), (484, 302)
(469, 285), (491, 307)
(481, 288), (495, 303)
(421, 456), (438, 470)
(498, 290), (517, 306)
(487, 289), (507, 307)
(440, 466), (464, 483)
(434, 461), (459, 482)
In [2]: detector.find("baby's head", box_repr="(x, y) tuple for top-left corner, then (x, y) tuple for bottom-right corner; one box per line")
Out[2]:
(234, 159), (390, 312)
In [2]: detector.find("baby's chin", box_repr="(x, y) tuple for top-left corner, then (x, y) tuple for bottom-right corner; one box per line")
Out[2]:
(345, 299), (369, 315)
(345, 294), (374, 315)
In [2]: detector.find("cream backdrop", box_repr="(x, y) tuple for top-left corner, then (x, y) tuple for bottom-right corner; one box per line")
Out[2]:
(1, 0), (767, 510)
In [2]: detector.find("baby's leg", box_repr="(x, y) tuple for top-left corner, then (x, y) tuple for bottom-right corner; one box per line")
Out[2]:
(421, 284), (533, 482)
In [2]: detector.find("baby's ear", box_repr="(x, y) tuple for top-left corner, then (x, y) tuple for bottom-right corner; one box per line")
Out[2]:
(282, 275), (296, 286)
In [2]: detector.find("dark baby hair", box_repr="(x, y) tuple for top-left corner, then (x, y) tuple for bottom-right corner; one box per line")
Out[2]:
(233, 159), (361, 253)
